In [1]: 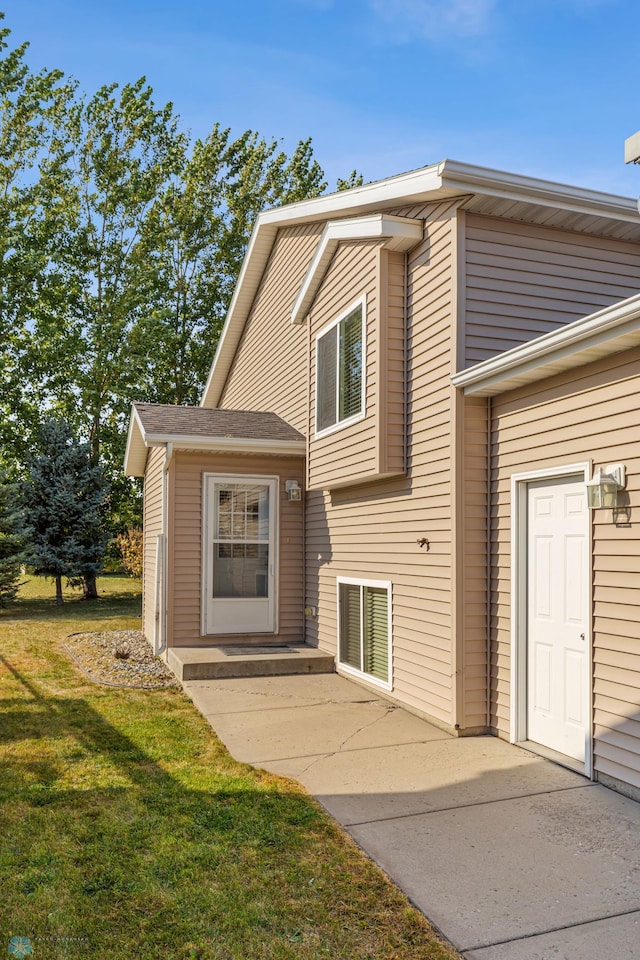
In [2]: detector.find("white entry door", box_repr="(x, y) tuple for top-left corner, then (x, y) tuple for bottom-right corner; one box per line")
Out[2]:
(526, 476), (589, 762)
(204, 476), (277, 635)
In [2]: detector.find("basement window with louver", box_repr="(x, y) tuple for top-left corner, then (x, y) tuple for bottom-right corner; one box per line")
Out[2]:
(315, 299), (365, 436)
(337, 578), (391, 689)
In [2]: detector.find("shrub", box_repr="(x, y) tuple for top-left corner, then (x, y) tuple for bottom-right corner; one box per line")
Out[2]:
(116, 527), (143, 579)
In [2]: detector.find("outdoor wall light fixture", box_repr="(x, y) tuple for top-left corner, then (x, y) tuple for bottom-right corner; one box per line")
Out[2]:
(285, 480), (302, 501)
(586, 464), (626, 510)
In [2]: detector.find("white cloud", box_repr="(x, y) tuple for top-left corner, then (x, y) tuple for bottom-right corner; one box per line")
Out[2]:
(369, 0), (496, 42)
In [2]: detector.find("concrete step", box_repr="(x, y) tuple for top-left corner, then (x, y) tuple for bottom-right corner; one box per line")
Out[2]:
(167, 644), (335, 681)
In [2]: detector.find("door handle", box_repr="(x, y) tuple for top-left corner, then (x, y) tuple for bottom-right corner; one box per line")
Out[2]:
(580, 633), (585, 642)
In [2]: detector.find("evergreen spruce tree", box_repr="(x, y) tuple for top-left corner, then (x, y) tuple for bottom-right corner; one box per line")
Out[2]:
(24, 418), (109, 604)
(0, 473), (25, 607)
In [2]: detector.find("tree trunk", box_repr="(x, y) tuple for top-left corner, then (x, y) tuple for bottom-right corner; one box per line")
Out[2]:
(83, 572), (98, 600)
(55, 574), (63, 606)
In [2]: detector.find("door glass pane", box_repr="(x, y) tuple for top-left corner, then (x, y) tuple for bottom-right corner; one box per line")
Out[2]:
(213, 542), (269, 598)
(217, 489), (233, 539)
(232, 489), (246, 539)
(215, 484), (270, 541)
(212, 482), (271, 598)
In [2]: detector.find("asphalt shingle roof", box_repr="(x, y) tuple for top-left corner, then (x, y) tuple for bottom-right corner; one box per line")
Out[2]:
(133, 403), (304, 443)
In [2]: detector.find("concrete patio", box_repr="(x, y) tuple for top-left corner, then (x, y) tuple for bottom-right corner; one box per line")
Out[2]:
(183, 672), (640, 960)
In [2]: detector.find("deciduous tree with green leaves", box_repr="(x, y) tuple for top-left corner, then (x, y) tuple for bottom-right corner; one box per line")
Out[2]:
(131, 128), (329, 407)
(28, 78), (185, 517)
(0, 13), (364, 541)
(0, 15), (74, 470)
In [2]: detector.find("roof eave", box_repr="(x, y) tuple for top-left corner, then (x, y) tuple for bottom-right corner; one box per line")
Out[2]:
(452, 293), (640, 398)
(438, 160), (640, 223)
(200, 158), (640, 409)
(290, 214), (423, 324)
(143, 433), (306, 456)
(123, 405), (149, 477)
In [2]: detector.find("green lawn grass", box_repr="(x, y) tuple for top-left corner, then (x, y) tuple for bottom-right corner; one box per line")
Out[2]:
(0, 576), (460, 960)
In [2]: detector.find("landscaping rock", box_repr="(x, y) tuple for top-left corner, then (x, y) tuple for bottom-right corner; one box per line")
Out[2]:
(63, 630), (181, 689)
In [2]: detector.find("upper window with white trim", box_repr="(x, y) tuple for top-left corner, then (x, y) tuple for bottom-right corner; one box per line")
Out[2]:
(316, 299), (364, 435)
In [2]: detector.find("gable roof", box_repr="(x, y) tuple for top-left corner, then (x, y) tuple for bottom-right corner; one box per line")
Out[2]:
(124, 403), (305, 477)
(201, 158), (640, 409)
(452, 292), (640, 397)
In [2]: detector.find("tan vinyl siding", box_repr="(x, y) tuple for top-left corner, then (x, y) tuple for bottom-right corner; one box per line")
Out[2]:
(308, 243), (407, 489)
(168, 451), (304, 646)
(465, 215), (640, 367)
(211, 197), (462, 728)
(142, 447), (164, 644)
(381, 250), (406, 476)
(308, 241), (381, 489)
(217, 223), (324, 430)
(459, 394), (489, 730)
(307, 200), (458, 725)
(491, 346), (640, 789)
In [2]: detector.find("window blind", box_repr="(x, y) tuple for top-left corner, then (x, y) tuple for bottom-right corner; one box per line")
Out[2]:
(363, 586), (388, 681)
(339, 582), (362, 670)
(339, 306), (362, 421)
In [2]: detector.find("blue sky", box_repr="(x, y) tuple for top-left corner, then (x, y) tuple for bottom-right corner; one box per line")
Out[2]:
(7, 0), (640, 197)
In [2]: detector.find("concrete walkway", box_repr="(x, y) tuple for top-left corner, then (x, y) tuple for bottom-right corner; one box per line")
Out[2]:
(183, 672), (640, 960)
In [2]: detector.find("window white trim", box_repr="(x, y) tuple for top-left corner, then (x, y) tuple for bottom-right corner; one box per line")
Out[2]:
(510, 462), (593, 778)
(336, 576), (392, 691)
(315, 296), (366, 439)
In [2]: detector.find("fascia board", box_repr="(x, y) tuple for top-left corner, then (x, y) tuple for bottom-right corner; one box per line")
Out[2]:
(258, 159), (638, 226)
(452, 293), (640, 397)
(258, 164), (445, 227)
(144, 434), (306, 456)
(290, 214), (422, 324)
(124, 405), (148, 477)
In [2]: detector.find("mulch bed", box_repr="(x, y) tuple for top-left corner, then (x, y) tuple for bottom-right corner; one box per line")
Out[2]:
(62, 630), (181, 689)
